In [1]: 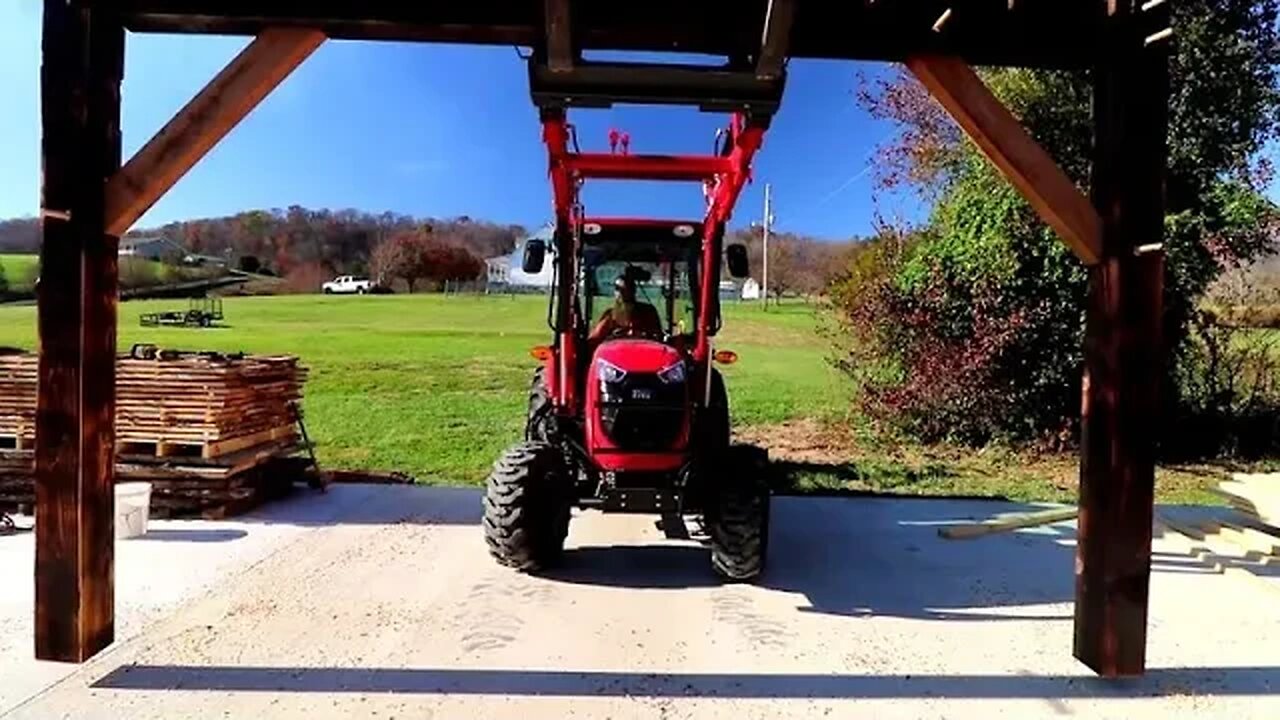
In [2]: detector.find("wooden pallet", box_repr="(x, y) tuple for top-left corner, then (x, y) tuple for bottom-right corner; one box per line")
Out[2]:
(0, 434), (33, 451)
(0, 450), (314, 519)
(116, 424), (298, 460)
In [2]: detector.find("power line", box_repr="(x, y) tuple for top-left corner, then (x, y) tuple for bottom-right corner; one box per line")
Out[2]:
(770, 134), (892, 228)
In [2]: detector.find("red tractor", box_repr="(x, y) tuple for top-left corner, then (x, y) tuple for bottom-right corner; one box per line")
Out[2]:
(483, 91), (776, 579)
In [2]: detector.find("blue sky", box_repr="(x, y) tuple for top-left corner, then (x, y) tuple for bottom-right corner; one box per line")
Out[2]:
(0, 2), (916, 239)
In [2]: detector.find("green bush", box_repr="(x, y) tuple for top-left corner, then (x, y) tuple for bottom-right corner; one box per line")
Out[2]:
(836, 0), (1280, 455)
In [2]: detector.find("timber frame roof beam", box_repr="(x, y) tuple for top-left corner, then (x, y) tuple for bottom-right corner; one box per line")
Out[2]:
(543, 0), (574, 72)
(103, 28), (325, 237)
(906, 55), (1103, 266)
(756, 0), (795, 80)
(116, 1), (1103, 69)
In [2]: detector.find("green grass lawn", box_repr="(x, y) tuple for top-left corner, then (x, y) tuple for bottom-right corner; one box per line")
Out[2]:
(0, 292), (1259, 502)
(0, 254), (38, 291)
(0, 294), (850, 484)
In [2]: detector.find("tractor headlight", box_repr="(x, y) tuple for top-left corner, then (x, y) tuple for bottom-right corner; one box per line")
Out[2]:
(597, 359), (627, 384)
(657, 360), (686, 385)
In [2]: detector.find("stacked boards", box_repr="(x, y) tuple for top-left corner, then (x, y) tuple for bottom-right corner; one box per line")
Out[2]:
(1154, 475), (1280, 596)
(0, 351), (314, 518)
(0, 351), (37, 448)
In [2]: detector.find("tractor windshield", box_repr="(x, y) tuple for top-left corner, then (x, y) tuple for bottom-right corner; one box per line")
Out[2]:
(580, 236), (700, 339)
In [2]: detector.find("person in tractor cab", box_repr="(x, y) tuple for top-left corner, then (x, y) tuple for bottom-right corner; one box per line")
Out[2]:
(589, 273), (663, 343)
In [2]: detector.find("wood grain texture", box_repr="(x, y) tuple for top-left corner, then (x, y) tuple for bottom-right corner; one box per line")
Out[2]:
(114, 1), (1105, 69)
(1073, 3), (1170, 678)
(103, 28), (324, 235)
(36, 0), (123, 663)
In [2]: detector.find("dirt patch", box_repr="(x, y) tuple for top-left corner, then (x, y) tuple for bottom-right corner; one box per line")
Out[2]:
(734, 418), (857, 465)
(735, 420), (1236, 505)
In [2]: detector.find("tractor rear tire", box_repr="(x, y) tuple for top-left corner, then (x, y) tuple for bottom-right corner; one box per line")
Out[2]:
(525, 367), (554, 443)
(483, 441), (570, 571)
(707, 445), (770, 582)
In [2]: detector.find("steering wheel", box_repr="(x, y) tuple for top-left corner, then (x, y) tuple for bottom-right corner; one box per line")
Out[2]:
(611, 325), (664, 342)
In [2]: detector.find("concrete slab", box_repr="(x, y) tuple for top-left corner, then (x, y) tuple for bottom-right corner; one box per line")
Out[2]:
(2, 488), (1278, 719)
(0, 484), (471, 716)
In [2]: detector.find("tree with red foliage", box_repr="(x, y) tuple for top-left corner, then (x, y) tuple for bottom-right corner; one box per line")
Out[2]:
(371, 228), (484, 293)
(372, 229), (429, 293)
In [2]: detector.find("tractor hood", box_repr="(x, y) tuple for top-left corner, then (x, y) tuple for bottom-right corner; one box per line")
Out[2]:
(593, 338), (683, 374)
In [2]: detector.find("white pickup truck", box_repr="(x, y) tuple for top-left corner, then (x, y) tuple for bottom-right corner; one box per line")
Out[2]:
(321, 275), (373, 294)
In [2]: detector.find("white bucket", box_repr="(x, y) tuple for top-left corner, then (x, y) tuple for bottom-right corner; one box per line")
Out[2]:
(115, 482), (152, 539)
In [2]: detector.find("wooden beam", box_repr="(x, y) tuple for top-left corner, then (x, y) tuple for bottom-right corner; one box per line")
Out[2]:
(756, 0), (795, 80)
(906, 55), (1103, 265)
(938, 506), (1078, 540)
(36, 0), (124, 663)
(543, 0), (573, 72)
(1073, 1), (1170, 678)
(103, 29), (324, 236)
(114, 1), (1104, 69)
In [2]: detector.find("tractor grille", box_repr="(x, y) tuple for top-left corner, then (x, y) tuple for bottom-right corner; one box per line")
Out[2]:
(599, 372), (684, 451)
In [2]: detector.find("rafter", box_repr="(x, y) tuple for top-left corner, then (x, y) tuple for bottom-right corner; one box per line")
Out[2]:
(756, 0), (795, 80)
(543, 0), (573, 71)
(103, 29), (324, 236)
(906, 55), (1103, 265)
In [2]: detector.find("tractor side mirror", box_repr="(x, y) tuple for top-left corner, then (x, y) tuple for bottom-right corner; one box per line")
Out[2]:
(522, 239), (546, 273)
(726, 243), (749, 278)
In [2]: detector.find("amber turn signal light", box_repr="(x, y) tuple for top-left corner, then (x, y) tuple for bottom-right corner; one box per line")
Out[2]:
(530, 345), (554, 361)
(713, 350), (738, 364)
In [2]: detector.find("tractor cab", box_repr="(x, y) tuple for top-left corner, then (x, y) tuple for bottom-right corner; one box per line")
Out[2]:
(578, 220), (708, 475)
(579, 219), (704, 351)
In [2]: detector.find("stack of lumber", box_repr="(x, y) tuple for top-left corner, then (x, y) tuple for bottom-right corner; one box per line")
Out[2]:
(0, 352), (37, 447)
(1, 352), (305, 455)
(0, 351), (315, 518)
(116, 354), (306, 457)
(1214, 475), (1280, 530)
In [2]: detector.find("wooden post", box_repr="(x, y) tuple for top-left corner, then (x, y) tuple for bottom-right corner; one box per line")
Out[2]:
(36, 0), (124, 663)
(1073, 1), (1169, 678)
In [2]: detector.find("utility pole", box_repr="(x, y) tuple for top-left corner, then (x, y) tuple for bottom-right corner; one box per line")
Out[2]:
(762, 183), (772, 310)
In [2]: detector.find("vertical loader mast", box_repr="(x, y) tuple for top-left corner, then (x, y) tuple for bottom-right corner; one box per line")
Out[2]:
(529, 2), (791, 408)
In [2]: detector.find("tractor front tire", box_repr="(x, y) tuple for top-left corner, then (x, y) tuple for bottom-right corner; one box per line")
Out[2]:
(700, 368), (730, 454)
(707, 445), (770, 582)
(483, 442), (570, 571)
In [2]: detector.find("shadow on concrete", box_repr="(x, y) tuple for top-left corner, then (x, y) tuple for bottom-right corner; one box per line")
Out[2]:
(546, 497), (1077, 621)
(543, 545), (718, 589)
(235, 484), (483, 528)
(759, 496), (1078, 621)
(90, 664), (1280, 698)
(134, 529), (248, 543)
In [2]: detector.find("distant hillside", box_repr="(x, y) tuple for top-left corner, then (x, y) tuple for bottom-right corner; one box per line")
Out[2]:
(0, 208), (529, 279)
(0, 218), (38, 253)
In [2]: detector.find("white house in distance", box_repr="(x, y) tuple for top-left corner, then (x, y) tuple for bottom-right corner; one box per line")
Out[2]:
(118, 235), (186, 261)
(740, 277), (761, 300)
(485, 257), (510, 285)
